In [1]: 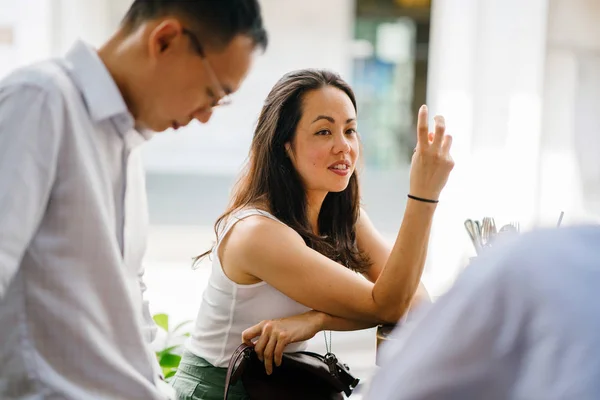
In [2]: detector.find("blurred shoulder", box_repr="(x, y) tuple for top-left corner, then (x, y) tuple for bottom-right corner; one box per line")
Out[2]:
(464, 225), (600, 292)
(0, 60), (71, 111)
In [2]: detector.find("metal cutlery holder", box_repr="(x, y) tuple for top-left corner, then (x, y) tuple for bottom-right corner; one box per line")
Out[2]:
(464, 217), (520, 256)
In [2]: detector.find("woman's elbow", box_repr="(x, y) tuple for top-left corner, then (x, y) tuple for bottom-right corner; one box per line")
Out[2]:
(377, 300), (411, 325)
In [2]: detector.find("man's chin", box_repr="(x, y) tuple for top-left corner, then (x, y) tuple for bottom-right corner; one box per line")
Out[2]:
(141, 122), (171, 133)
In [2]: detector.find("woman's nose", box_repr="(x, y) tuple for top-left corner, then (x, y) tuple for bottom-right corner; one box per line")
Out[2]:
(333, 134), (351, 154)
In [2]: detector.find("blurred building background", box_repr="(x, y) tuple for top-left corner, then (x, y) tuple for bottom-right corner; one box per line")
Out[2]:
(2, 0), (600, 394)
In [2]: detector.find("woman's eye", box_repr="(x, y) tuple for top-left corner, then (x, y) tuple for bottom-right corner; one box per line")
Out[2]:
(346, 128), (357, 135)
(316, 130), (331, 136)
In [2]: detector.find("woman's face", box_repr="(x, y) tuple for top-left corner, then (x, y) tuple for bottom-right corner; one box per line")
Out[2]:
(286, 86), (359, 194)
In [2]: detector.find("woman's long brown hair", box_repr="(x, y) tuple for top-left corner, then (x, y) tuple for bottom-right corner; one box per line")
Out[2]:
(195, 69), (370, 273)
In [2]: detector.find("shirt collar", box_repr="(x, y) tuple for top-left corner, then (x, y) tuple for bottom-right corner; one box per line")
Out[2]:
(62, 40), (154, 143)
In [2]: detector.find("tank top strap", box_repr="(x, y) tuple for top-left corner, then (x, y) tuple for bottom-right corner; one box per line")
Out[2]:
(215, 208), (282, 247)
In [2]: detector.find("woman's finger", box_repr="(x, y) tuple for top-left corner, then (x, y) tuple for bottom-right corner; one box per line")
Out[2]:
(416, 105), (429, 147)
(253, 322), (273, 362)
(242, 322), (265, 346)
(273, 332), (289, 367)
(263, 333), (279, 375)
(431, 115), (445, 150)
(442, 133), (453, 154)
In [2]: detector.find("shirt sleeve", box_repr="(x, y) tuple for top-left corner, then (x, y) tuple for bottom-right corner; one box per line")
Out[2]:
(367, 250), (528, 400)
(0, 83), (62, 298)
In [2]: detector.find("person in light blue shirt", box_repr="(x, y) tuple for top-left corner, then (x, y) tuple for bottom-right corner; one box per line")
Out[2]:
(0, 1), (267, 399)
(369, 228), (600, 399)
(368, 126), (600, 398)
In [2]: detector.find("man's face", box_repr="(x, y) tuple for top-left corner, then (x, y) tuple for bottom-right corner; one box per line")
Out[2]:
(134, 19), (257, 132)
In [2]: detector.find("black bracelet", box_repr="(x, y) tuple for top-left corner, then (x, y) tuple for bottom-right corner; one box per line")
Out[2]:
(407, 194), (439, 204)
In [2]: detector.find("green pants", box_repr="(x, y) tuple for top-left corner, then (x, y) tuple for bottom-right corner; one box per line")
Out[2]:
(171, 350), (249, 400)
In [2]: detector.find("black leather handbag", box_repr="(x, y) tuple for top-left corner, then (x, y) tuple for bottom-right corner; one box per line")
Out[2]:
(224, 343), (360, 400)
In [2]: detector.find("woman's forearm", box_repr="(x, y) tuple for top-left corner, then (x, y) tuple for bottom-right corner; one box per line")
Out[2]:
(314, 310), (380, 332)
(364, 107), (452, 323)
(372, 200), (436, 322)
(313, 281), (431, 331)
(321, 284), (430, 325)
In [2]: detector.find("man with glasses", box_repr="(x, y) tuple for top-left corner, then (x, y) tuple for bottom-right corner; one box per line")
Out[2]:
(0, 1), (267, 399)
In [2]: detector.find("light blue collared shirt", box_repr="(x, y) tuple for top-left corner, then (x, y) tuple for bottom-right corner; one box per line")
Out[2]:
(0, 41), (166, 399)
(369, 226), (600, 400)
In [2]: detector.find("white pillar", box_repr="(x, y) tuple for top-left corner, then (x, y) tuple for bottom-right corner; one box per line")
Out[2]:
(539, 0), (600, 224)
(50, 0), (112, 55)
(0, 0), (53, 77)
(424, 0), (550, 295)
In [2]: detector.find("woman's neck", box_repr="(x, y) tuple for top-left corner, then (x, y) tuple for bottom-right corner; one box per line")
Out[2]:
(306, 190), (328, 235)
(248, 192), (327, 235)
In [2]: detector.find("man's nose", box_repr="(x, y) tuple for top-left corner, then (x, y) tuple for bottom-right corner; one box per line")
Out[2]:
(195, 109), (214, 124)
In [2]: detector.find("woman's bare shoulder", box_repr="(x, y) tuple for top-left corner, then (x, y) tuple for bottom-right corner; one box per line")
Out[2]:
(224, 208), (305, 257)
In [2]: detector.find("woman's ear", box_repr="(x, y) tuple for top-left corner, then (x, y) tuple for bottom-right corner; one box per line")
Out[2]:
(284, 142), (292, 159)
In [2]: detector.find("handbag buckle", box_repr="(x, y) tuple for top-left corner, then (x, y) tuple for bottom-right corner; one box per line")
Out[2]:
(324, 352), (339, 377)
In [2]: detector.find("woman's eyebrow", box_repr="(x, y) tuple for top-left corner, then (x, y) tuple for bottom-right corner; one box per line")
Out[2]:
(311, 115), (356, 124)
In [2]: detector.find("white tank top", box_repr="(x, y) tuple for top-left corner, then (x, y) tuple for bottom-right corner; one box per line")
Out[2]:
(185, 209), (311, 367)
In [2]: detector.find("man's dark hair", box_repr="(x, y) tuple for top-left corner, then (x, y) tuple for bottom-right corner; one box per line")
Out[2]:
(122, 0), (268, 51)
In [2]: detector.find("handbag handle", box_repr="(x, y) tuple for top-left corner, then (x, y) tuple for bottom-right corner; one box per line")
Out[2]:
(224, 344), (253, 400)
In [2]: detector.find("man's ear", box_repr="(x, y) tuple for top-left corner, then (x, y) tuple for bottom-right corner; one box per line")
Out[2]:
(147, 19), (183, 59)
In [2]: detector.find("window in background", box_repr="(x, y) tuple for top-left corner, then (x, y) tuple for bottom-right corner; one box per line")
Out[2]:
(351, 0), (431, 168)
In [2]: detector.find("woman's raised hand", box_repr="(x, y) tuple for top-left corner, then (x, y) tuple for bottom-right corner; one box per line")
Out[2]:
(408, 105), (454, 202)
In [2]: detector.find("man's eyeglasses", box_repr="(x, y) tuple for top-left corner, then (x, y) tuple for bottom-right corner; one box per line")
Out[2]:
(182, 28), (232, 108)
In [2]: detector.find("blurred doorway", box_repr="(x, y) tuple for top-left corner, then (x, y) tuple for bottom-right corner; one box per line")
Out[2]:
(351, 0), (431, 168)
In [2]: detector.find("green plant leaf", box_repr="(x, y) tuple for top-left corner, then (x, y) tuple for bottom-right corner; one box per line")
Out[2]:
(162, 366), (175, 378)
(159, 353), (182, 368)
(153, 313), (169, 332)
(157, 345), (180, 358)
(164, 370), (177, 379)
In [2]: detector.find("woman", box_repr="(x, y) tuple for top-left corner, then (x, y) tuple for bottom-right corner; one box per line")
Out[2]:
(171, 69), (454, 399)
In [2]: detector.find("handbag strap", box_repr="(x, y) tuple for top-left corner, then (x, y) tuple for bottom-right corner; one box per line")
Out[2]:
(224, 343), (253, 400)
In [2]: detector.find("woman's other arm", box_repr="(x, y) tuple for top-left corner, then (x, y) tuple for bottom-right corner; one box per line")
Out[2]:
(357, 208), (431, 305)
